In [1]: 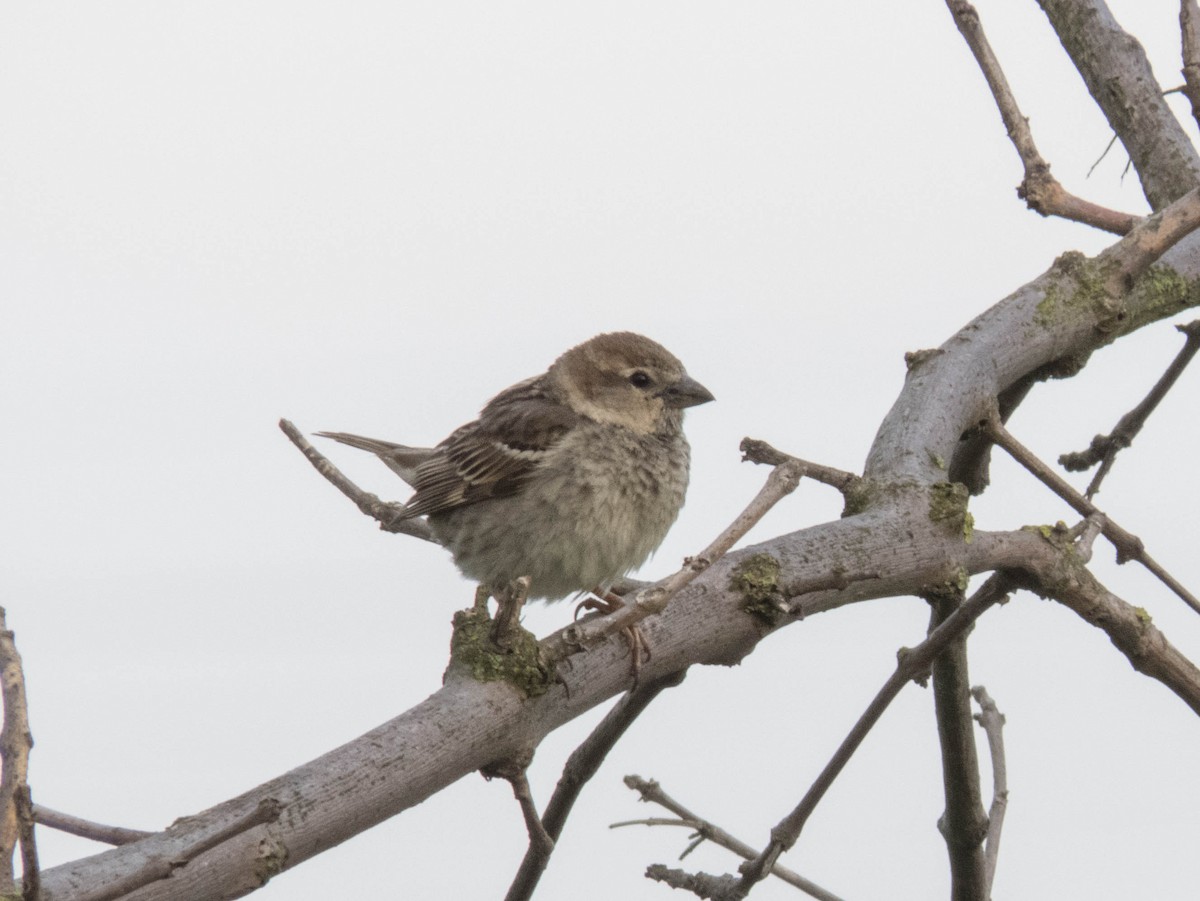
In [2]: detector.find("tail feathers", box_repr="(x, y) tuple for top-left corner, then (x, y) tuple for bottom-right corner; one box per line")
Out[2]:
(314, 431), (434, 487)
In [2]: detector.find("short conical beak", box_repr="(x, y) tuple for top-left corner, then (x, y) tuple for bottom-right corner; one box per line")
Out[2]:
(662, 374), (715, 409)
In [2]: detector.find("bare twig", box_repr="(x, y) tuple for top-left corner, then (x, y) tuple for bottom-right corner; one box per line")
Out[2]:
(503, 670), (685, 901)
(544, 456), (805, 664)
(508, 771), (554, 861)
(647, 865), (740, 897)
(278, 419), (435, 542)
(739, 439), (861, 495)
(1068, 514), (1106, 564)
(31, 805), (151, 846)
(926, 587), (989, 901)
(731, 575), (1015, 899)
(76, 798), (281, 901)
(971, 687), (1008, 893)
(618, 776), (845, 901)
(1060, 320), (1200, 497)
(945, 0), (1138, 234)
(983, 408), (1200, 615)
(0, 608), (34, 897)
(1181, 0), (1200, 133)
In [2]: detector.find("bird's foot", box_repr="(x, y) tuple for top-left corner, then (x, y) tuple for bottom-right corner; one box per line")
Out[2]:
(490, 577), (532, 650)
(575, 590), (652, 685)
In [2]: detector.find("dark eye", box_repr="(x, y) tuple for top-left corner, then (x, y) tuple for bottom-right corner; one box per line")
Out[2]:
(628, 370), (653, 389)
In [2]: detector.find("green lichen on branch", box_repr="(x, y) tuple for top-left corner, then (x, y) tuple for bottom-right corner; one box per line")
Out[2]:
(1021, 523), (1057, 540)
(446, 598), (552, 698)
(731, 553), (786, 626)
(841, 478), (876, 517)
(921, 567), (970, 605)
(1035, 251), (1118, 327)
(252, 837), (290, 886)
(929, 481), (974, 543)
(1119, 264), (1200, 335)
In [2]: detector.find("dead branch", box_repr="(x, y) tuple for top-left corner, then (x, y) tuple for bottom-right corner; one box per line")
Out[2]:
(278, 418), (435, 542)
(730, 575), (1015, 900)
(1039, 0), (1200, 209)
(618, 776), (844, 901)
(31, 805), (151, 846)
(971, 687), (1008, 893)
(945, 0), (1138, 234)
(926, 585), (989, 901)
(504, 670), (686, 901)
(1060, 320), (1200, 497)
(983, 408), (1200, 615)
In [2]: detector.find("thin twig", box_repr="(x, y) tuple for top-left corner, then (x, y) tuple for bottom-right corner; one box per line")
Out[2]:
(945, 0), (1138, 234)
(31, 805), (151, 846)
(1087, 134), (1120, 179)
(739, 439), (861, 495)
(618, 776), (845, 901)
(278, 419), (435, 542)
(983, 408), (1200, 615)
(731, 575), (1015, 899)
(0, 608), (34, 897)
(971, 686), (1008, 894)
(509, 771), (554, 861)
(1059, 320), (1200, 497)
(503, 670), (686, 901)
(75, 799), (282, 901)
(544, 456), (806, 664)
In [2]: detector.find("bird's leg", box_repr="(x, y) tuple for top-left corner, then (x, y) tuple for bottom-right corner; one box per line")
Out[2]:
(490, 576), (532, 650)
(574, 590), (652, 684)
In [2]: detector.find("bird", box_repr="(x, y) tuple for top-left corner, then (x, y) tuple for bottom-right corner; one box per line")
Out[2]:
(317, 332), (713, 610)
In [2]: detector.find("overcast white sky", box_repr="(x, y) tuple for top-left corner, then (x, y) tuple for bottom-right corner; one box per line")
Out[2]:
(3, 2), (1199, 899)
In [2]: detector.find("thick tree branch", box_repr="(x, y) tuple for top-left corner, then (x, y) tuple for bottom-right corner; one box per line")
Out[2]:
(1038, 0), (1200, 210)
(978, 528), (1200, 715)
(1099, 187), (1200, 288)
(1183, 0), (1200, 133)
(926, 587), (989, 901)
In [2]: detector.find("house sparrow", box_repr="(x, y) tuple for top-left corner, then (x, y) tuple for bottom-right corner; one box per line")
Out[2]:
(317, 332), (713, 605)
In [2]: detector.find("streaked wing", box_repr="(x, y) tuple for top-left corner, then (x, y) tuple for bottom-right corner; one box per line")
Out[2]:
(404, 377), (579, 517)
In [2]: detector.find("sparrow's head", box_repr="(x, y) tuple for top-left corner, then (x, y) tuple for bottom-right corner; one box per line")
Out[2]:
(551, 332), (714, 433)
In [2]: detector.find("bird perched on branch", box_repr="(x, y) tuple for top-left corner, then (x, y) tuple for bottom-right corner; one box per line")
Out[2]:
(318, 331), (713, 610)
